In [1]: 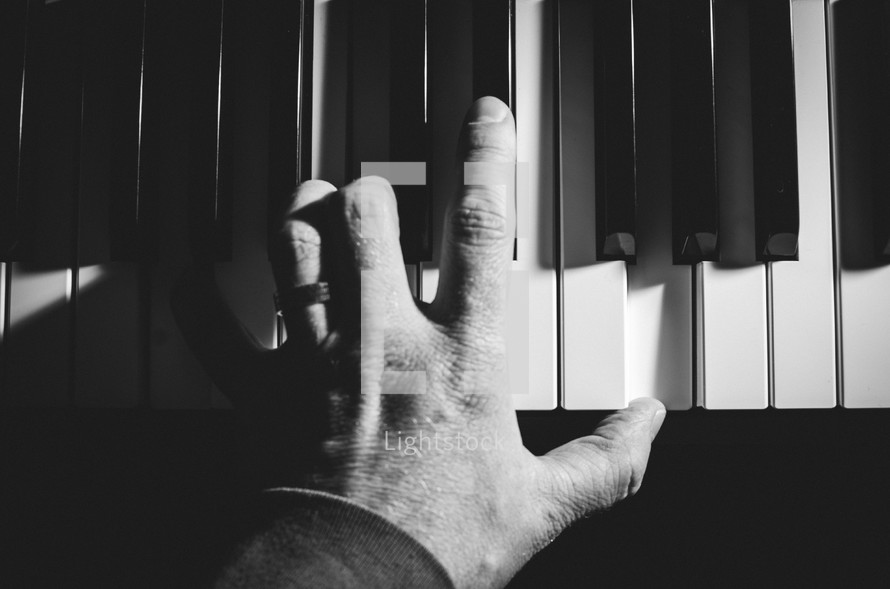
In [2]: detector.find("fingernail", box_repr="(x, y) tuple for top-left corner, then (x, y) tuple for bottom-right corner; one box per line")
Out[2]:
(468, 96), (510, 124)
(650, 409), (667, 441)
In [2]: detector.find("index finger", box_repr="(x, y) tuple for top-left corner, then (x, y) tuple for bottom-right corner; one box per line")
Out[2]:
(432, 97), (517, 336)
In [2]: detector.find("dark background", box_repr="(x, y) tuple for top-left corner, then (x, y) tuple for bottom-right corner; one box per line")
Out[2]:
(4, 409), (890, 588)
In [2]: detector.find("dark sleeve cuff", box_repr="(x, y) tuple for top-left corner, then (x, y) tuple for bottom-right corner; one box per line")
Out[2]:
(213, 488), (455, 589)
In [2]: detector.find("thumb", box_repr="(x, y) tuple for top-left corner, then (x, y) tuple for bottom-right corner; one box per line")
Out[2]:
(537, 398), (666, 530)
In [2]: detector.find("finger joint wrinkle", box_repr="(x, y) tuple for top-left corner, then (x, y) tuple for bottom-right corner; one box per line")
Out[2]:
(449, 204), (508, 247)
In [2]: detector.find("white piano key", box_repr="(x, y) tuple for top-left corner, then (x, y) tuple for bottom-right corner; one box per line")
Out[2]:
(627, 261), (693, 410)
(697, 264), (768, 408)
(564, 263), (628, 409)
(0, 262), (6, 345)
(420, 266), (438, 304)
(210, 386), (232, 409)
(0, 262), (7, 400)
(837, 269), (890, 408)
(627, 0), (692, 410)
(210, 235), (275, 413)
(151, 264), (213, 409)
(0, 262), (6, 404)
(769, 0), (836, 408)
(74, 264), (141, 408)
(509, 0), (557, 409)
(827, 0), (890, 408)
(405, 264), (418, 298)
(560, 0), (627, 410)
(697, 0), (768, 410)
(5, 266), (71, 407)
(214, 220), (277, 409)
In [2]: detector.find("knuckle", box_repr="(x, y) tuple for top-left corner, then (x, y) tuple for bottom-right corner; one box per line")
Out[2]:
(426, 337), (507, 410)
(280, 221), (320, 247)
(271, 221), (321, 276)
(276, 222), (321, 261)
(448, 197), (509, 247)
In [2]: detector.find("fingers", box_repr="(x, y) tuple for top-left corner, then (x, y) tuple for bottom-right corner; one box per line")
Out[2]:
(537, 398), (666, 531)
(171, 265), (267, 404)
(434, 96), (516, 333)
(328, 176), (421, 394)
(332, 176), (418, 315)
(271, 180), (337, 348)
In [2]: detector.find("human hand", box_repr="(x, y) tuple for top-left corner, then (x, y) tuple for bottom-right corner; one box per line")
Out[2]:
(173, 96), (665, 588)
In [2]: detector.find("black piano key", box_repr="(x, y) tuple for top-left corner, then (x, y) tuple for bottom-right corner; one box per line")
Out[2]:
(186, 0), (233, 263)
(670, 0), (719, 264)
(749, 0), (799, 262)
(268, 0), (313, 256)
(139, 0), (190, 266)
(829, 0), (871, 270)
(472, 0), (517, 259)
(473, 0), (516, 109)
(594, 0), (637, 263)
(390, 0), (431, 263)
(0, 0), (31, 261)
(347, 0), (390, 181)
(711, 0), (757, 267)
(347, 0), (430, 262)
(76, 0), (150, 263)
(17, 0), (82, 268)
(874, 0), (890, 260)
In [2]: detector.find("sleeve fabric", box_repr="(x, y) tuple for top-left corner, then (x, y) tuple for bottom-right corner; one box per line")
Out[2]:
(213, 488), (455, 589)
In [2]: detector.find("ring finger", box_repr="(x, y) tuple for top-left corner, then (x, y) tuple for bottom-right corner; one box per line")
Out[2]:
(271, 179), (338, 348)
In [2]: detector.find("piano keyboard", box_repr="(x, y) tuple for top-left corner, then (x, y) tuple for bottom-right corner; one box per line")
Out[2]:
(1, 0), (888, 410)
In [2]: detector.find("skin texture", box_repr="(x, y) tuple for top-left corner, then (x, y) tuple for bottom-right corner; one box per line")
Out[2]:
(172, 97), (666, 588)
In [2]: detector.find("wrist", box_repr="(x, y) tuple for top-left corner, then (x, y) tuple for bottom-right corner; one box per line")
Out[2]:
(214, 488), (455, 588)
